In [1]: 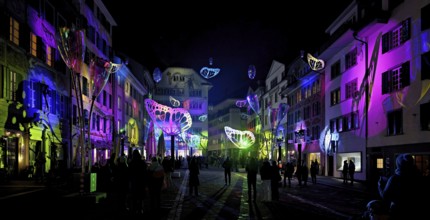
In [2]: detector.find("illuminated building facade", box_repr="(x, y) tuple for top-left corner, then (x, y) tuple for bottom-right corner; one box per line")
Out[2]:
(279, 57), (325, 174)
(320, 0), (430, 184)
(0, 0), (153, 180)
(153, 67), (212, 158)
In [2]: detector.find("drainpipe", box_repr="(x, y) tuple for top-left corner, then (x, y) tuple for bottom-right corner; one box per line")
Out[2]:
(353, 32), (368, 181)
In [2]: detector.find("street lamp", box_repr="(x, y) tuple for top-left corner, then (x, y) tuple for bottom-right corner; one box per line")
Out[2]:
(295, 127), (305, 186)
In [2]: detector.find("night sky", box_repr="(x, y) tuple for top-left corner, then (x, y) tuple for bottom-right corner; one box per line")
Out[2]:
(104, 1), (353, 105)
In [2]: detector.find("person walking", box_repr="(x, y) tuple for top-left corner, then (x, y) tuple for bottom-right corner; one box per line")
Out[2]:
(188, 156), (200, 197)
(245, 157), (258, 202)
(270, 160), (281, 201)
(128, 149), (147, 215)
(310, 159), (318, 184)
(301, 161), (309, 186)
(259, 159), (272, 201)
(342, 160), (349, 184)
(283, 161), (294, 188)
(162, 155), (174, 191)
(222, 156), (232, 185)
(147, 156), (165, 213)
(348, 159), (356, 185)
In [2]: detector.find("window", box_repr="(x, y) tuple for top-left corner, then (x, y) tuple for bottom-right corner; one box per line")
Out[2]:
(9, 17), (19, 45)
(345, 79), (357, 99)
(422, 51), (430, 80)
(9, 71), (18, 101)
(330, 88), (341, 106)
(30, 32), (37, 56)
(382, 62), (410, 94)
(345, 48), (357, 70)
(387, 109), (403, 136)
(46, 46), (52, 66)
(420, 102), (430, 130)
(376, 158), (384, 169)
(422, 4), (430, 31)
(330, 60), (341, 79)
(270, 78), (277, 89)
(82, 76), (88, 96)
(382, 18), (410, 54)
(118, 96), (121, 111)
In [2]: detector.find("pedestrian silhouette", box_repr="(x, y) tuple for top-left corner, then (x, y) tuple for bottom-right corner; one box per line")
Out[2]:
(259, 159), (272, 201)
(188, 156), (200, 197)
(301, 161), (309, 186)
(222, 156), (232, 185)
(148, 156), (165, 212)
(270, 160), (281, 200)
(377, 153), (426, 219)
(342, 160), (348, 184)
(310, 159), (318, 184)
(246, 157), (258, 202)
(128, 149), (147, 215)
(348, 159), (356, 185)
(283, 161), (294, 188)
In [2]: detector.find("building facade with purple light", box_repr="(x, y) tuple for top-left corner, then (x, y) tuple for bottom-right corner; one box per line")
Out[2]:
(321, 0), (430, 184)
(0, 0), (153, 181)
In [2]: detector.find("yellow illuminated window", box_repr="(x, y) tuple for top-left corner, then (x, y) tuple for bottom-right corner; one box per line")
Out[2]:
(9, 17), (19, 45)
(30, 33), (37, 56)
(377, 158), (384, 169)
(46, 46), (52, 66)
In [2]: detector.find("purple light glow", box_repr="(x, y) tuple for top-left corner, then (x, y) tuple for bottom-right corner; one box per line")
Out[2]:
(246, 93), (260, 115)
(27, 8), (56, 48)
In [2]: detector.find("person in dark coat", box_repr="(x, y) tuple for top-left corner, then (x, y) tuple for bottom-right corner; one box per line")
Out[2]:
(342, 160), (349, 184)
(260, 159), (272, 201)
(245, 157), (259, 202)
(188, 156), (200, 197)
(310, 159), (318, 184)
(283, 161), (294, 188)
(348, 160), (356, 185)
(147, 156), (165, 212)
(378, 153), (426, 219)
(222, 156), (232, 185)
(270, 160), (281, 201)
(128, 149), (147, 215)
(301, 161), (309, 186)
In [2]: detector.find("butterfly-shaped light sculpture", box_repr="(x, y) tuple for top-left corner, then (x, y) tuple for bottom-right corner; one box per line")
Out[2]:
(145, 99), (192, 135)
(169, 96), (181, 107)
(200, 67), (220, 79)
(307, 53), (325, 71)
(224, 126), (255, 149)
(236, 99), (248, 108)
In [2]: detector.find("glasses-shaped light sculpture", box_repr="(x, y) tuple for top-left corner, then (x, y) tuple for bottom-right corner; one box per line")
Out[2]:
(224, 126), (255, 149)
(87, 58), (121, 171)
(169, 96), (181, 107)
(57, 27), (86, 174)
(145, 99), (192, 160)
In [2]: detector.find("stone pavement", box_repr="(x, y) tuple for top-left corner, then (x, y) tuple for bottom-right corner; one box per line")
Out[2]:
(0, 166), (376, 219)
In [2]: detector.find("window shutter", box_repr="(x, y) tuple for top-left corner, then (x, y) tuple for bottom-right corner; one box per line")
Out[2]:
(382, 32), (389, 54)
(20, 24), (30, 52)
(382, 71), (389, 94)
(401, 62), (410, 87)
